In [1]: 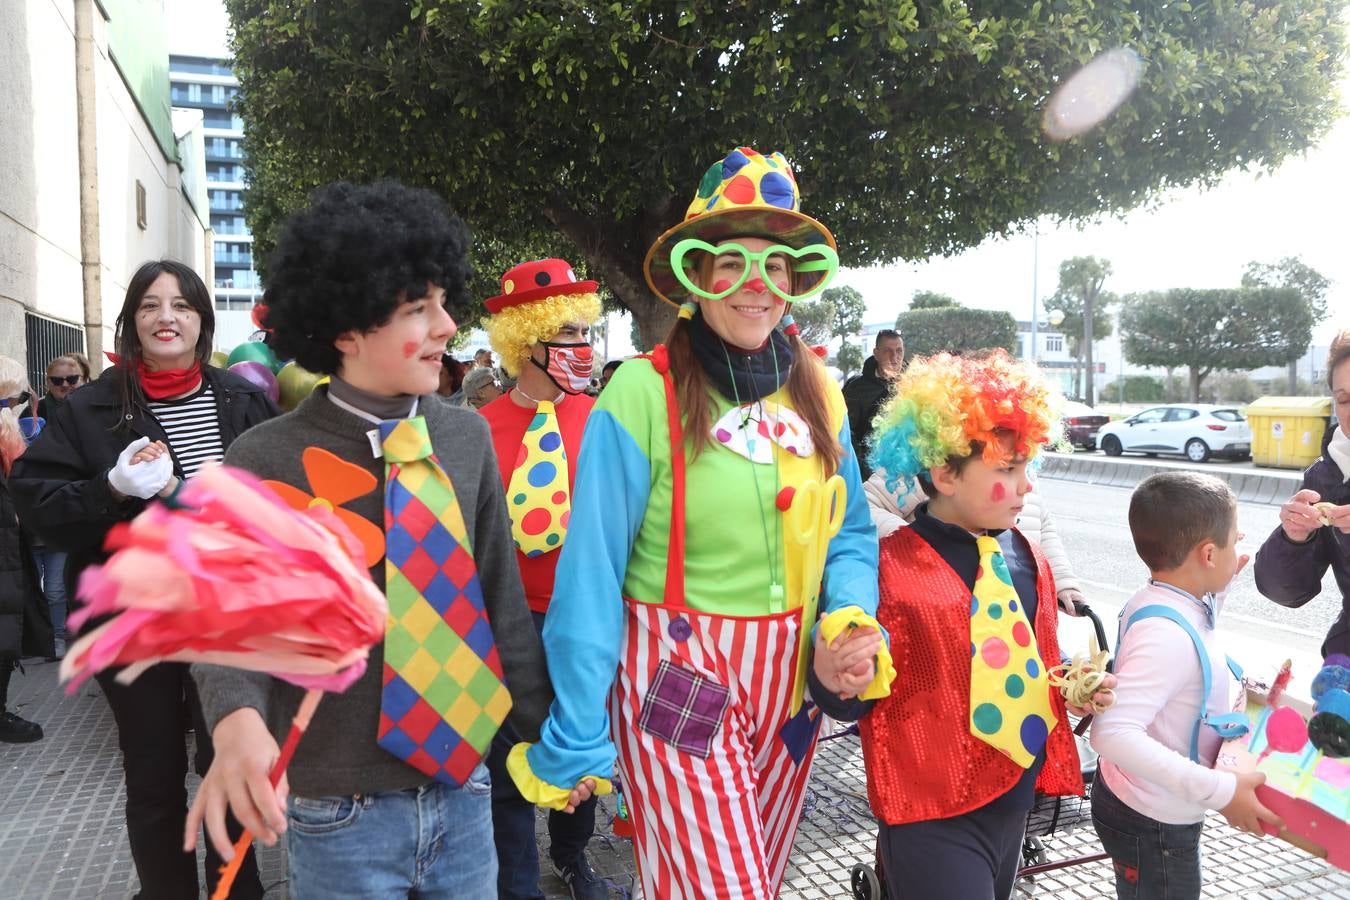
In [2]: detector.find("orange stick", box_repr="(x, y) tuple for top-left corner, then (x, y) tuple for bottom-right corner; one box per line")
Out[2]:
(210, 688), (323, 900)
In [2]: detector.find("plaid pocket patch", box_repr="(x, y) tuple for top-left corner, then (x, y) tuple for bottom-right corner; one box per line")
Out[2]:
(637, 660), (732, 758)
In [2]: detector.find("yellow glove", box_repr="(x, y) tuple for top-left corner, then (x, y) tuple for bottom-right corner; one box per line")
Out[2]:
(818, 605), (896, 701)
(506, 743), (614, 811)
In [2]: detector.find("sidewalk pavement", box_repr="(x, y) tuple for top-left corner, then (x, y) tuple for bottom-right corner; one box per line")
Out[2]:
(4, 655), (1350, 899)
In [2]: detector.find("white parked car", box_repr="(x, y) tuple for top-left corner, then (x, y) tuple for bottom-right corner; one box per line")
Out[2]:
(1096, 404), (1252, 463)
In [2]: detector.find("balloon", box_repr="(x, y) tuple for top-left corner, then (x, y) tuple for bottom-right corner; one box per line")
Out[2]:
(250, 302), (270, 331)
(228, 360), (280, 405)
(227, 341), (280, 373)
(276, 361), (324, 412)
(1266, 707), (1309, 753)
(209, 351), (229, 368)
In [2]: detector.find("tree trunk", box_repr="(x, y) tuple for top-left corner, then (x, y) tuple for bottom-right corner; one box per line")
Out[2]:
(1189, 366), (1202, 402)
(1288, 359), (1299, 394)
(1083, 291), (1095, 406)
(542, 199), (679, 354)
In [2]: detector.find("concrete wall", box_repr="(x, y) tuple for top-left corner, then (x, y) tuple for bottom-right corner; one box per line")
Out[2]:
(0, 0), (208, 372)
(0, 0), (83, 362)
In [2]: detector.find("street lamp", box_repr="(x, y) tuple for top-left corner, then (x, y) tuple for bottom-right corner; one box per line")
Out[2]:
(1030, 308), (1065, 363)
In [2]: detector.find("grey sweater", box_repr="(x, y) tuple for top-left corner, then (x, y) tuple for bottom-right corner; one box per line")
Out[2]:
(193, 387), (552, 797)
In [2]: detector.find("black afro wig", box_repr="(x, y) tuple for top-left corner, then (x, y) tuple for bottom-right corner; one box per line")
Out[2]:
(262, 180), (473, 374)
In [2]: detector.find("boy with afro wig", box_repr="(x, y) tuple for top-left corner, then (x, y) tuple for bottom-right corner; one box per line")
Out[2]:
(188, 181), (552, 899)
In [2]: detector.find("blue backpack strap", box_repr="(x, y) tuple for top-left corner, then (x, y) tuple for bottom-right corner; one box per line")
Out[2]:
(1121, 604), (1245, 763)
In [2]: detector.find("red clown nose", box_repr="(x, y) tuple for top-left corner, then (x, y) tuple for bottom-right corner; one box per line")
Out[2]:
(744, 278), (768, 293)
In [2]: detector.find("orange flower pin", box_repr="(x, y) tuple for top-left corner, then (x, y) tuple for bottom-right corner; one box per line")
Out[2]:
(266, 447), (385, 568)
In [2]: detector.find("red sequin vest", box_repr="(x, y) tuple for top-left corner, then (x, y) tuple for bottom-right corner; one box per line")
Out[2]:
(859, 526), (1085, 826)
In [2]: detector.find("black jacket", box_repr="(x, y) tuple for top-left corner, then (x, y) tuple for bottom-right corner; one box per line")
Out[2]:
(842, 356), (893, 480)
(1254, 452), (1350, 658)
(0, 474), (52, 663)
(9, 365), (279, 618)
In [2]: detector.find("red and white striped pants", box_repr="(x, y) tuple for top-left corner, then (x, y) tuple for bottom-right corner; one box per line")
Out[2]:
(611, 597), (820, 899)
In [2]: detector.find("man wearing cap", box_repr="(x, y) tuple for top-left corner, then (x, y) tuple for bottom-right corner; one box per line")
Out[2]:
(478, 259), (605, 900)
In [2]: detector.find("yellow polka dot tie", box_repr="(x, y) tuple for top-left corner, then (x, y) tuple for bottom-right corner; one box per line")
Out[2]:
(969, 535), (1057, 768)
(506, 400), (570, 557)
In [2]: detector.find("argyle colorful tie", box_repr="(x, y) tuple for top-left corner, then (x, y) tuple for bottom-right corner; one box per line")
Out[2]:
(376, 417), (512, 786)
(506, 399), (570, 557)
(969, 535), (1057, 768)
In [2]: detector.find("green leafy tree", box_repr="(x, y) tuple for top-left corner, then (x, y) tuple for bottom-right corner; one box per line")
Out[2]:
(836, 342), (865, 379)
(1241, 256), (1331, 392)
(909, 290), (960, 310)
(895, 307), (1018, 358)
(824, 286), (867, 340)
(225, 0), (1347, 346)
(1099, 375), (1165, 404)
(1050, 257), (1115, 405)
(1121, 287), (1312, 401)
(790, 297), (837, 346)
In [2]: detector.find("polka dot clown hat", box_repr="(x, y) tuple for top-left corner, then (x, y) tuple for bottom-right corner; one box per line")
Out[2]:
(485, 258), (599, 314)
(643, 147), (837, 307)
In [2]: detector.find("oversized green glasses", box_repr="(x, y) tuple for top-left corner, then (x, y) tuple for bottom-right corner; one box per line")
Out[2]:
(671, 238), (839, 303)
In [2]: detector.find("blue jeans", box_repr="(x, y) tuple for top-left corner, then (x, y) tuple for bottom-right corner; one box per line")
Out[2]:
(31, 547), (67, 639)
(486, 612), (598, 899)
(286, 767), (497, 899)
(1091, 775), (1203, 900)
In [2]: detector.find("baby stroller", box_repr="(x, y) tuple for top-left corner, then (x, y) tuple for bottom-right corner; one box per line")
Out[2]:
(848, 602), (1112, 899)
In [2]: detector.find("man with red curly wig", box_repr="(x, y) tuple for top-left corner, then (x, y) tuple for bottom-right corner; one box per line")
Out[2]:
(853, 351), (1110, 900)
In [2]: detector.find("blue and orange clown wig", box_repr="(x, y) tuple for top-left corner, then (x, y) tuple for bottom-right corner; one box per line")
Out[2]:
(869, 350), (1063, 497)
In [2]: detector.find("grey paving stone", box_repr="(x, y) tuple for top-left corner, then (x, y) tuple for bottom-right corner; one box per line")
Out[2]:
(6, 661), (1350, 898)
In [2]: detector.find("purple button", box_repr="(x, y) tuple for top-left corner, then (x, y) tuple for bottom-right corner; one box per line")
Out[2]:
(667, 617), (693, 642)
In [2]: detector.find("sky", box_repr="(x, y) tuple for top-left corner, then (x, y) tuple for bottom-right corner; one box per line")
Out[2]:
(171, 1), (1348, 356)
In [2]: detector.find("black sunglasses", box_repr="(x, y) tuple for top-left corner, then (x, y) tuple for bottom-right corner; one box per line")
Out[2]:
(0, 392), (31, 408)
(49, 374), (81, 386)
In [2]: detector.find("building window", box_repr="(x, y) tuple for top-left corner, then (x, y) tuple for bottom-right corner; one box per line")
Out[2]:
(211, 85), (225, 104)
(188, 83), (201, 102)
(1045, 334), (1063, 353)
(25, 313), (85, 394)
(135, 181), (147, 230)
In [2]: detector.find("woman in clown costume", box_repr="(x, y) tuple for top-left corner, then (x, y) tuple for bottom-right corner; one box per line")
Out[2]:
(507, 147), (894, 899)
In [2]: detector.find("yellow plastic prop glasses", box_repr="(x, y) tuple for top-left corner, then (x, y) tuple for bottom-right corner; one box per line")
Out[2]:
(671, 239), (839, 303)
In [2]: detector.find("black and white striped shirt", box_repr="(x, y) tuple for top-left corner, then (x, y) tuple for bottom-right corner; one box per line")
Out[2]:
(149, 385), (225, 479)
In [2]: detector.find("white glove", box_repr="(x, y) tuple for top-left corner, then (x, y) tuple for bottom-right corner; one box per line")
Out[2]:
(108, 436), (174, 499)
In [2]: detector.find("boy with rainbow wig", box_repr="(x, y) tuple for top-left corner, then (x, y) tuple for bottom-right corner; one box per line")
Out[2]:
(857, 350), (1104, 899)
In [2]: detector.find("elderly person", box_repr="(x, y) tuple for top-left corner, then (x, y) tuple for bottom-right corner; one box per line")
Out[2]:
(0, 356), (51, 742)
(463, 366), (504, 409)
(1256, 331), (1350, 656)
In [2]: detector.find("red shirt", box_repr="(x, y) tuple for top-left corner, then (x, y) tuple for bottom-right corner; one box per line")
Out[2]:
(479, 391), (595, 613)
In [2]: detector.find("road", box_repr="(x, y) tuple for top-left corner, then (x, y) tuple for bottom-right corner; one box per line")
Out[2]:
(1053, 447), (1304, 479)
(1038, 476), (1340, 690)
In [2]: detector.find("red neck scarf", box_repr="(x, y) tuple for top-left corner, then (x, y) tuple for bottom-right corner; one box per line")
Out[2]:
(137, 359), (203, 400)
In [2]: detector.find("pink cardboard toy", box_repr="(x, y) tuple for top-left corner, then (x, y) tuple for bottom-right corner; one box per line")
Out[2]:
(1216, 665), (1350, 870)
